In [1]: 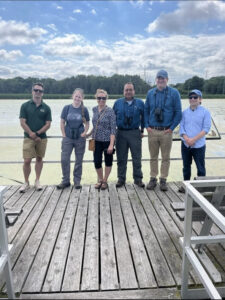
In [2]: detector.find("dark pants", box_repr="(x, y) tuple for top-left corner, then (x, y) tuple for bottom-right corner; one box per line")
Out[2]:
(94, 141), (113, 169)
(116, 129), (143, 183)
(181, 142), (206, 180)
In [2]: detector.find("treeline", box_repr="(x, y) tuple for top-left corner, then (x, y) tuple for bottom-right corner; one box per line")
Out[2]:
(0, 74), (150, 95)
(173, 75), (225, 95)
(0, 74), (224, 98)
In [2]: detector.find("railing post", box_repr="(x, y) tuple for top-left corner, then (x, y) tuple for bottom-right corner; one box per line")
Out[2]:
(181, 185), (193, 299)
(0, 187), (15, 299)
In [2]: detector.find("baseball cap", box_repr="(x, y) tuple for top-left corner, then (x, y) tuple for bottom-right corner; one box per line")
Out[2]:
(189, 89), (202, 98)
(156, 70), (168, 79)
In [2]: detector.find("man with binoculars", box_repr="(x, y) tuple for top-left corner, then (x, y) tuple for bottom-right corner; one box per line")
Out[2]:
(144, 70), (182, 191)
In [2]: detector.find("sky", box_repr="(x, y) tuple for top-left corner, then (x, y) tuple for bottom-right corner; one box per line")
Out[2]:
(0, 0), (225, 84)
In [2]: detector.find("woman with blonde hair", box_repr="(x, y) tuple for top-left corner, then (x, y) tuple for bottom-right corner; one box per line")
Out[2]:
(57, 88), (89, 189)
(88, 89), (116, 190)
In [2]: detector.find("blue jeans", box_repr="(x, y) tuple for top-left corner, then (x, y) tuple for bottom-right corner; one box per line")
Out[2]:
(181, 142), (206, 180)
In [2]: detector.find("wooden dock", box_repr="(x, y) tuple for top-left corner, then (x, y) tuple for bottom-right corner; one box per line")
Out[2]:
(1, 182), (225, 299)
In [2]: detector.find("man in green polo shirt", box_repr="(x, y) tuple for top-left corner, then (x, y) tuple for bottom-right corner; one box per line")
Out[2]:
(19, 82), (52, 192)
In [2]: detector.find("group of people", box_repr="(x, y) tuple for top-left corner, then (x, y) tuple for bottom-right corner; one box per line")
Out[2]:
(19, 69), (211, 193)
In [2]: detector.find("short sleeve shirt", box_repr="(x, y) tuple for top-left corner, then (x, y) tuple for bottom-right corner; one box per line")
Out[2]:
(61, 104), (90, 138)
(19, 100), (52, 139)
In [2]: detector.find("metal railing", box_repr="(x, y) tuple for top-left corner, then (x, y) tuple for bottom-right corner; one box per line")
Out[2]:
(180, 179), (225, 299)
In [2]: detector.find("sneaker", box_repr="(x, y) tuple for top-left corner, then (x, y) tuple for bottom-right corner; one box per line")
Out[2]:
(19, 182), (30, 193)
(134, 181), (145, 188)
(35, 180), (43, 191)
(160, 178), (168, 192)
(146, 178), (157, 190)
(56, 182), (71, 190)
(116, 181), (125, 188)
(178, 186), (185, 193)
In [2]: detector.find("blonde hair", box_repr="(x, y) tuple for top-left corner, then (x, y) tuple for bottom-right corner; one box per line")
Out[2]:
(95, 88), (108, 99)
(72, 88), (86, 123)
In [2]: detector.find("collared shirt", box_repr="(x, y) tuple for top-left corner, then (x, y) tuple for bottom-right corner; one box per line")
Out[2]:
(92, 106), (116, 142)
(179, 105), (211, 148)
(19, 99), (52, 139)
(144, 86), (182, 130)
(113, 98), (145, 130)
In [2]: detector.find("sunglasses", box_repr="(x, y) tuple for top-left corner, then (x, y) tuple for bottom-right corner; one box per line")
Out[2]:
(189, 96), (198, 100)
(33, 89), (44, 93)
(97, 97), (106, 101)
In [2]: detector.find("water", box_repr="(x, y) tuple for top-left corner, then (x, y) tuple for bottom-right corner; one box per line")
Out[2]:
(0, 98), (225, 185)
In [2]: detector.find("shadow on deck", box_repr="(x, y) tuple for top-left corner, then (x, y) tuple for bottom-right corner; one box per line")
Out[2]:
(1, 182), (225, 299)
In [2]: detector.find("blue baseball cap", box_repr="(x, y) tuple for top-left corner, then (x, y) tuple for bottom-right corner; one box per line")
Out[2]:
(189, 89), (202, 98)
(156, 70), (168, 79)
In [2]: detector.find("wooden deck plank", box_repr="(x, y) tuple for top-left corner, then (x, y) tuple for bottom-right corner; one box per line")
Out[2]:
(62, 185), (89, 292)
(7, 187), (47, 243)
(118, 186), (157, 288)
(81, 185), (99, 291)
(108, 184), (138, 290)
(23, 186), (76, 293)
(4, 186), (35, 211)
(99, 189), (119, 290)
(22, 287), (180, 299)
(42, 187), (79, 292)
(129, 184), (175, 287)
(3, 185), (19, 205)
(10, 187), (61, 293)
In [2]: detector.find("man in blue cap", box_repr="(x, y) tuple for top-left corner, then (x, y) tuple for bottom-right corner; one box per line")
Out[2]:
(144, 70), (182, 191)
(178, 89), (211, 193)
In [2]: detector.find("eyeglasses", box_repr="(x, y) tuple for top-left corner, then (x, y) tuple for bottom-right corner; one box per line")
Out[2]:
(33, 89), (44, 93)
(124, 89), (134, 92)
(189, 96), (198, 100)
(97, 97), (106, 101)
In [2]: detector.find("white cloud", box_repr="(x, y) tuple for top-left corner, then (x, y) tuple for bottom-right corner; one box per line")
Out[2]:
(47, 24), (57, 31)
(91, 9), (97, 15)
(73, 9), (82, 14)
(146, 1), (225, 34)
(0, 49), (23, 61)
(129, 0), (144, 8)
(0, 19), (47, 45)
(2, 33), (225, 83)
(56, 6), (63, 10)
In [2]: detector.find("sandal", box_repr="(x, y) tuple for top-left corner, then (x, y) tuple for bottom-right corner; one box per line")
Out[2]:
(95, 181), (102, 189)
(100, 182), (108, 190)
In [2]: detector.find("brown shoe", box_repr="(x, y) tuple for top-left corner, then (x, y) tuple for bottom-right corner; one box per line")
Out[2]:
(146, 178), (157, 190)
(160, 178), (168, 191)
(101, 182), (108, 190)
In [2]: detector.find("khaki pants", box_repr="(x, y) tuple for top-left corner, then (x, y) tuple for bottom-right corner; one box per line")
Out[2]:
(148, 129), (173, 179)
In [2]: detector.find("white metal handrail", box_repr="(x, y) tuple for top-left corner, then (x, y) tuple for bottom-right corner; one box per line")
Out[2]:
(180, 179), (225, 299)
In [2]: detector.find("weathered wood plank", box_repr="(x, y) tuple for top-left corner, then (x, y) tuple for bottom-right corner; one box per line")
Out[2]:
(42, 187), (79, 292)
(118, 186), (157, 288)
(4, 186), (35, 211)
(108, 184), (138, 290)
(99, 189), (119, 290)
(129, 184), (175, 287)
(3, 185), (19, 205)
(7, 187), (47, 243)
(140, 187), (187, 286)
(10, 187), (61, 293)
(81, 185), (99, 291)
(21, 287), (180, 299)
(62, 185), (89, 291)
(23, 186), (76, 293)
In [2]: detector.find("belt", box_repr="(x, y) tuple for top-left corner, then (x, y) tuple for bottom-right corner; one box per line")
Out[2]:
(118, 128), (139, 131)
(150, 126), (170, 131)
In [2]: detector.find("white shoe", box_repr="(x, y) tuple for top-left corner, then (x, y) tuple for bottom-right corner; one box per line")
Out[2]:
(19, 182), (30, 193)
(35, 180), (43, 191)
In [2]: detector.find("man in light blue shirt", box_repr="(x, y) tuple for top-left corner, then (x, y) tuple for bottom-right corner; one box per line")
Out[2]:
(179, 89), (211, 192)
